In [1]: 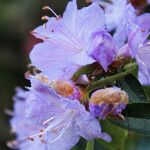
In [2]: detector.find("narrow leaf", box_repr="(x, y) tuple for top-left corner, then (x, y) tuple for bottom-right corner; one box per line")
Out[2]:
(72, 63), (100, 81)
(86, 63), (138, 94)
(86, 140), (94, 150)
(117, 74), (148, 103)
(110, 103), (150, 136)
(97, 120), (128, 150)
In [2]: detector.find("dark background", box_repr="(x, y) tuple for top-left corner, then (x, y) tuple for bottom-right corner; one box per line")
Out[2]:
(0, 1), (88, 149)
(0, 0), (150, 150)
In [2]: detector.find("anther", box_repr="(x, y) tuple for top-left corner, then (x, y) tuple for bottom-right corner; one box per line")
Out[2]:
(141, 29), (145, 32)
(41, 16), (49, 21)
(39, 134), (43, 138)
(118, 114), (125, 120)
(40, 129), (44, 132)
(42, 6), (51, 10)
(4, 109), (14, 116)
(42, 6), (61, 20)
(27, 137), (34, 141)
(41, 139), (48, 144)
(7, 140), (19, 149)
(24, 71), (32, 79)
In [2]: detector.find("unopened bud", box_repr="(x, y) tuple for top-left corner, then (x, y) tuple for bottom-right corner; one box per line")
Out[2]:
(51, 80), (74, 97)
(90, 87), (128, 104)
(89, 87), (129, 120)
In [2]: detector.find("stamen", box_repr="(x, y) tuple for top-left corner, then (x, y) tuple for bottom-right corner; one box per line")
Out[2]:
(7, 140), (19, 149)
(27, 137), (35, 141)
(28, 63), (34, 68)
(147, 41), (150, 46)
(39, 134), (43, 138)
(24, 71), (32, 79)
(4, 109), (14, 116)
(40, 129), (44, 132)
(118, 114), (125, 120)
(42, 6), (83, 50)
(43, 23), (47, 29)
(141, 29), (145, 32)
(7, 139), (28, 149)
(41, 16), (49, 21)
(41, 139), (48, 144)
(43, 117), (54, 126)
(31, 31), (49, 40)
(42, 6), (61, 20)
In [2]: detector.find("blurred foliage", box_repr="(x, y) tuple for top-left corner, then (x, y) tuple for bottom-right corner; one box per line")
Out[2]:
(0, 0), (150, 150)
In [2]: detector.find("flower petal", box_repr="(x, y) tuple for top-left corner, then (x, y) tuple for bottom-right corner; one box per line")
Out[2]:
(136, 46), (150, 85)
(30, 42), (80, 80)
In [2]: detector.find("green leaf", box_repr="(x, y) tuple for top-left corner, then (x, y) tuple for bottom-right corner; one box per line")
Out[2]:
(86, 140), (94, 150)
(124, 133), (150, 150)
(117, 74), (148, 103)
(123, 103), (150, 119)
(110, 103), (150, 136)
(72, 63), (99, 81)
(71, 138), (87, 150)
(143, 86), (150, 101)
(97, 120), (128, 150)
(86, 63), (138, 95)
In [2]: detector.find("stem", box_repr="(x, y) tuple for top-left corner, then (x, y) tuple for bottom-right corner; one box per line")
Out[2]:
(86, 140), (94, 150)
(86, 63), (138, 96)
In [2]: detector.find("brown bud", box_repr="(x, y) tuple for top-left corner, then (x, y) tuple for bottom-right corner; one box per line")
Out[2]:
(89, 87), (129, 105)
(51, 80), (74, 97)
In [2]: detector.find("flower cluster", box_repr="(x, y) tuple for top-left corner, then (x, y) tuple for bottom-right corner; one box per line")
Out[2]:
(8, 0), (150, 150)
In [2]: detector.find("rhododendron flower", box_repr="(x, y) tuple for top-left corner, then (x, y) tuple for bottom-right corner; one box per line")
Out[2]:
(30, 0), (117, 80)
(8, 88), (47, 150)
(136, 45), (150, 84)
(90, 0), (127, 48)
(9, 76), (111, 150)
(125, 5), (150, 84)
(92, 0), (150, 84)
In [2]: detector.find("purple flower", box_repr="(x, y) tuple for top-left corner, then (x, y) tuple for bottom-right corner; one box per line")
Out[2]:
(8, 88), (47, 150)
(92, 0), (127, 48)
(125, 4), (150, 84)
(89, 87), (129, 120)
(136, 45), (150, 85)
(90, 30), (117, 71)
(30, 0), (116, 80)
(118, 4), (150, 57)
(9, 77), (111, 150)
(102, 2), (150, 84)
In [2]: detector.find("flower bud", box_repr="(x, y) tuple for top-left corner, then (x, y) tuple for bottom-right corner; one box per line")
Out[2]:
(51, 80), (80, 99)
(89, 87), (129, 120)
(51, 80), (74, 97)
(36, 75), (80, 99)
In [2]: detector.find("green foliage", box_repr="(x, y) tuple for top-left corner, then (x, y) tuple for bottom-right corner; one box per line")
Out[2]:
(86, 63), (138, 96)
(72, 63), (99, 81)
(86, 140), (94, 150)
(110, 103), (150, 136)
(143, 86), (150, 101)
(117, 74), (148, 103)
(97, 120), (128, 150)
(71, 138), (87, 150)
